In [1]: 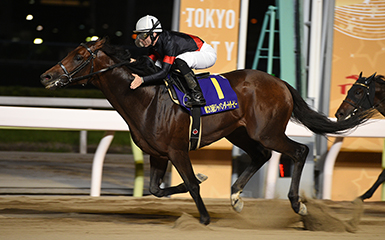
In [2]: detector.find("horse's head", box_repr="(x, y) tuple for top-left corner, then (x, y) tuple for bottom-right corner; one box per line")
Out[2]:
(41, 37), (159, 90)
(40, 38), (107, 89)
(335, 72), (377, 121)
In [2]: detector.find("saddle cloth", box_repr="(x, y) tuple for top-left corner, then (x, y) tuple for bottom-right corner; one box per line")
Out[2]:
(169, 74), (239, 115)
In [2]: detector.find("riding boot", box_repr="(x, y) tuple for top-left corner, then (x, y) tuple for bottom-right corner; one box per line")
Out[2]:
(183, 71), (206, 107)
(173, 58), (206, 107)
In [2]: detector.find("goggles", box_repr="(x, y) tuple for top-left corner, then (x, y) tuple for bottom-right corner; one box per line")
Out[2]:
(134, 20), (160, 48)
(135, 32), (149, 48)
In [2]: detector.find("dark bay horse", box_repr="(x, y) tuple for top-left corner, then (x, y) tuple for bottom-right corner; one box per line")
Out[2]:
(335, 72), (385, 200)
(40, 38), (369, 225)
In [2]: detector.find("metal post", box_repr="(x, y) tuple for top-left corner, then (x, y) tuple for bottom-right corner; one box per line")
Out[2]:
(252, 12), (269, 70)
(131, 136), (144, 197)
(237, 0), (250, 70)
(252, 6), (278, 74)
(90, 131), (115, 197)
(267, 6), (277, 74)
(382, 139), (385, 200)
(322, 137), (344, 199)
(80, 130), (87, 154)
(172, 0), (180, 31)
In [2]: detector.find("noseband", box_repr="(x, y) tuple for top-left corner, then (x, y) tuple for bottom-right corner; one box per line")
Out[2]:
(56, 43), (130, 88)
(343, 80), (375, 116)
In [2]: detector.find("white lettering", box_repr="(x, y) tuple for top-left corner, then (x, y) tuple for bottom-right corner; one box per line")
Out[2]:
(195, 8), (204, 28)
(226, 10), (235, 29)
(225, 42), (234, 61)
(205, 9), (215, 28)
(210, 41), (220, 53)
(185, 8), (195, 27)
(183, 8), (236, 29)
(216, 9), (225, 29)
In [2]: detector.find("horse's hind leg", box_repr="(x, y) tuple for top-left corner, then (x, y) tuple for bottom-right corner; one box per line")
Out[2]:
(261, 135), (309, 215)
(148, 155), (207, 197)
(226, 130), (272, 212)
(359, 169), (385, 200)
(231, 146), (271, 212)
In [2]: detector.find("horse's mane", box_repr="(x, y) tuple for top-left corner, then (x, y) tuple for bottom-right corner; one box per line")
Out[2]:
(101, 41), (132, 62)
(96, 40), (158, 76)
(374, 75), (385, 85)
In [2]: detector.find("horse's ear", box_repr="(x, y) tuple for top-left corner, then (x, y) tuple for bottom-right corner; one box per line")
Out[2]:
(101, 36), (109, 43)
(366, 72), (377, 84)
(98, 37), (106, 44)
(359, 72), (362, 79)
(94, 37), (106, 49)
(368, 72), (377, 80)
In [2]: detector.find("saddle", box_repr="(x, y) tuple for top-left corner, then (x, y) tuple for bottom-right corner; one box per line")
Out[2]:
(165, 71), (239, 150)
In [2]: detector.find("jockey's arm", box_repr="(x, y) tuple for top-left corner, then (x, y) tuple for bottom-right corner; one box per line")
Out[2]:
(142, 61), (171, 83)
(130, 61), (172, 89)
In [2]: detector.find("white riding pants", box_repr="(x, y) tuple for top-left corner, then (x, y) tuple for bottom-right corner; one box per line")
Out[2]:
(176, 42), (217, 70)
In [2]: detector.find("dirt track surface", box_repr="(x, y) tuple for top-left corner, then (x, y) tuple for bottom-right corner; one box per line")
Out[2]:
(0, 196), (385, 240)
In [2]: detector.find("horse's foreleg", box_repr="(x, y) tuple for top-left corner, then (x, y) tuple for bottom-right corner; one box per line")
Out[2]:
(148, 156), (172, 197)
(169, 152), (210, 225)
(359, 169), (385, 200)
(149, 156), (208, 197)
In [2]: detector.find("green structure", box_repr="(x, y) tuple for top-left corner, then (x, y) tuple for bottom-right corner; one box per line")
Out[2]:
(252, 0), (304, 95)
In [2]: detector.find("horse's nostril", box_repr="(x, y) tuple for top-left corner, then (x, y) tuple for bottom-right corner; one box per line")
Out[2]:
(40, 74), (51, 81)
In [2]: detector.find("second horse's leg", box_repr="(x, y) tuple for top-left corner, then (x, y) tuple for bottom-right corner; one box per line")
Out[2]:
(360, 169), (385, 200)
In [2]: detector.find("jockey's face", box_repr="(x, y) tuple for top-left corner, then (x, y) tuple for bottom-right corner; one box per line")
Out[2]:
(138, 35), (152, 47)
(136, 32), (158, 48)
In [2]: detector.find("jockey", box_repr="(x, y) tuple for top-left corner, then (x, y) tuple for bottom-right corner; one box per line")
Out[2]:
(130, 15), (217, 107)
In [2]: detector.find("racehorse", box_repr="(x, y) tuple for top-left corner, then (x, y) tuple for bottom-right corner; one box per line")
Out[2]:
(40, 38), (369, 225)
(335, 72), (385, 200)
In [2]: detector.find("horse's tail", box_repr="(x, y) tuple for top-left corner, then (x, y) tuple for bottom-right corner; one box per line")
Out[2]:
(284, 82), (373, 135)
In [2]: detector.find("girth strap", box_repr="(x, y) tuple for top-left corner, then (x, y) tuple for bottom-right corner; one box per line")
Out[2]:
(189, 107), (201, 151)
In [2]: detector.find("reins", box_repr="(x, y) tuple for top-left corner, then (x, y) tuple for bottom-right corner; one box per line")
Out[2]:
(56, 43), (130, 87)
(344, 77), (377, 116)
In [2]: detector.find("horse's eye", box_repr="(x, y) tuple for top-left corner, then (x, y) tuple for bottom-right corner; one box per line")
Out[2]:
(74, 55), (83, 62)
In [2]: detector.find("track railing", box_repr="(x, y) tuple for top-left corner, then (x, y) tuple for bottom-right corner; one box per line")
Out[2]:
(0, 97), (144, 197)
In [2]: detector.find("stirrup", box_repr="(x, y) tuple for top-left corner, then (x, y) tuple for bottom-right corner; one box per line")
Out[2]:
(185, 98), (206, 107)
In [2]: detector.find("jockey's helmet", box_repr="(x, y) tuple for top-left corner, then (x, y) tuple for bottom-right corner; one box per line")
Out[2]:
(134, 15), (162, 33)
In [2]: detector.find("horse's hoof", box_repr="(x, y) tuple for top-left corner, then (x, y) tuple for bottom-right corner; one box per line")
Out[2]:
(231, 191), (244, 213)
(196, 173), (208, 183)
(298, 202), (308, 216)
(200, 216), (211, 225)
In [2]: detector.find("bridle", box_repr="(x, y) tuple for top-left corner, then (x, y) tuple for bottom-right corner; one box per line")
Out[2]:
(56, 43), (130, 88)
(343, 75), (376, 116)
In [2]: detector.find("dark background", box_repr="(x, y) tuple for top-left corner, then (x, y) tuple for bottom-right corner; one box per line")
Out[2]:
(0, 0), (277, 88)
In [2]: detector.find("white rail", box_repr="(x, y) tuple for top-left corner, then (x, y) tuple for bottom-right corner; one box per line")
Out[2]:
(0, 102), (143, 197)
(2, 97), (381, 200)
(264, 121), (313, 199)
(323, 118), (385, 199)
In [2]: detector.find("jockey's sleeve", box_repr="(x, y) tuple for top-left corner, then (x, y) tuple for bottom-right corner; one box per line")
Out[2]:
(148, 54), (158, 62)
(142, 57), (173, 84)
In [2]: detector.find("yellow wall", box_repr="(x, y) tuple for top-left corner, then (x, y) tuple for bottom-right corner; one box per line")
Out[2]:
(329, 0), (385, 152)
(179, 0), (241, 74)
(332, 152), (383, 201)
